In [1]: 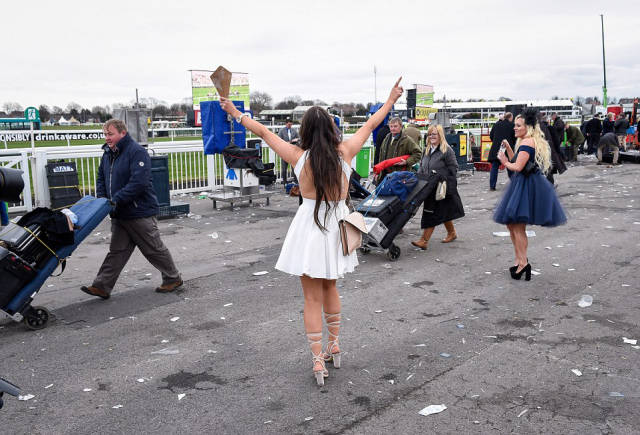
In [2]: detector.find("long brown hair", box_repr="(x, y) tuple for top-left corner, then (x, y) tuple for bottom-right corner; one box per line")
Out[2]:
(299, 107), (342, 231)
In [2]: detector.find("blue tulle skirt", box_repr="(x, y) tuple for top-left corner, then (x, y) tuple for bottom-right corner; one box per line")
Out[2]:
(493, 172), (567, 226)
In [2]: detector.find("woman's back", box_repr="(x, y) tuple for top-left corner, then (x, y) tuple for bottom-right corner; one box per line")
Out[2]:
(295, 149), (351, 201)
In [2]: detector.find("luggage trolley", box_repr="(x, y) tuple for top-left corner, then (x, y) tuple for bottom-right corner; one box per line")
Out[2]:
(0, 196), (112, 330)
(356, 175), (439, 261)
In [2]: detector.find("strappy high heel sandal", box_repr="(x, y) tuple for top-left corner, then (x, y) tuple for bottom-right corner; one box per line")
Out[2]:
(322, 312), (341, 369)
(307, 332), (328, 386)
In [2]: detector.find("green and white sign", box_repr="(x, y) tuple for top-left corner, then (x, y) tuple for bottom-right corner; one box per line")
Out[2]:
(24, 106), (40, 122)
(190, 70), (250, 110)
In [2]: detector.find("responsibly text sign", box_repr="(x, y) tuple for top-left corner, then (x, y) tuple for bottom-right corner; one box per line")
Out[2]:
(0, 131), (105, 142)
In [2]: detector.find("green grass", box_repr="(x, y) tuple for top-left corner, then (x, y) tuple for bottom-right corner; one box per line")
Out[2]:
(42, 125), (102, 130)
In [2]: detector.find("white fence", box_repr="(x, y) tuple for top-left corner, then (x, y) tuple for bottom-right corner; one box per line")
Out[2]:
(0, 136), (375, 213)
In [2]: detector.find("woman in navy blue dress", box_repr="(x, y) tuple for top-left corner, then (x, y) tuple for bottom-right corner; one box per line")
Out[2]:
(493, 109), (566, 280)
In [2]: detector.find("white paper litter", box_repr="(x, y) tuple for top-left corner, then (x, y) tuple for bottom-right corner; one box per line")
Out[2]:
(552, 263), (560, 267)
(622, 337), (637, 345)
(208, 232), (219, 239)
(304, 416), (314, 421)
(18, 394), (35, 401)
(178, 393), (185, 401)
(137, 378), (145, 383)
(83, 388), (92, 392)
(517, 409), (528, 418)
(161, 339), (169, 343)
(44, 384), (53, 389)
(571, 369), (582, 376)
(151, 348), (180, 355)
(419, 404), (447, 416)
(374, 310), (383, 313)
(252, 271), (269, 276)
(578, 295), (593, 308)
(531, 270), (541, 276)
(492, 231), (510, 237)
(170, 316), (180, 322)
(112, 404), (123, 409)
(223, 303), (233, 307)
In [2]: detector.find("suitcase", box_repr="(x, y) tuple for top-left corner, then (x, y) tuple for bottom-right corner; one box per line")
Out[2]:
(0, 247), (37, 309)
(0, 222), (52, 267)
(357, 195), (401, 226)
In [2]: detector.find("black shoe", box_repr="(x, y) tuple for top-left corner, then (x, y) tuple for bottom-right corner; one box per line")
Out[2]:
(155, 279), (184, 293)
(512, 264), (532, 281)
(490, 187), (496, 191)
(81, 285), (110, 300)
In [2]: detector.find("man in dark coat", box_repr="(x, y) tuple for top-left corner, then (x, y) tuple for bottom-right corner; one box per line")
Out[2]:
(564, 123), (585, 162)
(488, 112), (516, 190)
(584, 114), (602, 154)
(81, 119), (182, 299)
(550, 113), (565, 145)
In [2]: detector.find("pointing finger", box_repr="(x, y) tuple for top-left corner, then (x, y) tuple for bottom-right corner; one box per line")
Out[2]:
(394, 76), (402, 87)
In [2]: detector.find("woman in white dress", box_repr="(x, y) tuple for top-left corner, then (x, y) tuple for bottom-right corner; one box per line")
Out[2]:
(220, 78), (403, 386)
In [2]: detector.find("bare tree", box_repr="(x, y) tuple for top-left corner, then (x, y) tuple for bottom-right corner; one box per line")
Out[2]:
(2, 102), (23, 113)
(250, 91), (273, 115)
(52, 106), (63, 115)
(38, 105), (51, 122)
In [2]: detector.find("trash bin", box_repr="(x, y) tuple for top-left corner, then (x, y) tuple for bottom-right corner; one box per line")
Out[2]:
(45, 161), (82, 209)
(355, 145), (372, 178)
(151, 155), (170, 207)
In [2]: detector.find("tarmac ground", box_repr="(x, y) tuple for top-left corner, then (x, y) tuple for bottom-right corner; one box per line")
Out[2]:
(1, 155), (639, 434)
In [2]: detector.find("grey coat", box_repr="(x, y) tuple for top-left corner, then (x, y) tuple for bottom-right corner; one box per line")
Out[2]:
(417, 144), (465, 228)
(278, 126), (299, 143)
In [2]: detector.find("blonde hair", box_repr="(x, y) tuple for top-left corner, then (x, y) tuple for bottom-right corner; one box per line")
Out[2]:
(514, 115), (551, 174)
(426, 124), (449, 155)
(103, 119), (127, 133)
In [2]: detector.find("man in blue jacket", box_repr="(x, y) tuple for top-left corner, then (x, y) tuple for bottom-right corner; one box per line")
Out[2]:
(81, 119), (182, 299)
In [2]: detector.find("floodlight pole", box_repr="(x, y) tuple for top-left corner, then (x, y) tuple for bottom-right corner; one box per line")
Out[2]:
(600, 14), (607, 108)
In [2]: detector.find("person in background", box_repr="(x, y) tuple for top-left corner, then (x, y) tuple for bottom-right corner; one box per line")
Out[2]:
(488, 112), (516, 191)
(550, 112), (565, 145)
(614, 113), (630, 151)
(494, 109), (566, 281)
(0, 201), (8, 226)
(278, 119), (300, 183)
(584, 114), (602, 155)
(373, 123), (390, 165)
(596, 132), (620, 165)
(539, 113), (566, 186)
(412, 124), (465, 250)
(602, 112), (615, 134)
(375, 117), (422, 184)
(564, 123), (585, 162)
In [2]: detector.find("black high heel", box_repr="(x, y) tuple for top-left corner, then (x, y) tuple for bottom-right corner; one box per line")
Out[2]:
(512, 263), (532, 281)
(509, 258), (528, 278)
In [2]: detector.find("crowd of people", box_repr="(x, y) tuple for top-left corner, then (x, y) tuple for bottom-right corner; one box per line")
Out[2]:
(76, 80), (638, 387)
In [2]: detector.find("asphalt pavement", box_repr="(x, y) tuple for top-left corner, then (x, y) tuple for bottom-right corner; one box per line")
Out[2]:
(1, 155), (639, 434)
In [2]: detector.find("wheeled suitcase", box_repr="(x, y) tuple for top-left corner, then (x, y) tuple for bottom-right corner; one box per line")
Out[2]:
(2, 196), (112, 330)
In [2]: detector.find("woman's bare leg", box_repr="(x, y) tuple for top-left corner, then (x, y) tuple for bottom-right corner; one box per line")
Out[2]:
(322, 279), (341, 356)
(512, 223), (528, 269)
(301, 275), (325, 372)
(506, 223), (518, 266)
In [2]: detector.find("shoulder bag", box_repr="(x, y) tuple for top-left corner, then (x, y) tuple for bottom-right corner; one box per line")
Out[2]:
(338, 193), (369, 256)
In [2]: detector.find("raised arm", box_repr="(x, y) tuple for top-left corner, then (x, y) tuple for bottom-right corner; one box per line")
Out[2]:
(340, 77), (404, 161)
(219, 97), (303, 165)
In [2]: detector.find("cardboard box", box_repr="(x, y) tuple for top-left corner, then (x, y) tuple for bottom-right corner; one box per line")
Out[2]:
(223, 167), (259, 188)
(363, 217), (388, 244)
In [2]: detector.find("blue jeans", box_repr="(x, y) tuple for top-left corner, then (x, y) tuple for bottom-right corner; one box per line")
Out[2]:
(489, 161), (500, 189)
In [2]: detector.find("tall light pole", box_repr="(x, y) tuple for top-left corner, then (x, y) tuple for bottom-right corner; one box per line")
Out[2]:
(600, 14), (607, 108)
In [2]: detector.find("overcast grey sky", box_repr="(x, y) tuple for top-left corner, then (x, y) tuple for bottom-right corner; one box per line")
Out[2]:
(3, 0), (638, 109)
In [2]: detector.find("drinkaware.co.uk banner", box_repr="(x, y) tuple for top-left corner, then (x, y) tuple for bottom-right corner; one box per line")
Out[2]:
(0, 131), (105, 142)
(190, 70), (250, 126)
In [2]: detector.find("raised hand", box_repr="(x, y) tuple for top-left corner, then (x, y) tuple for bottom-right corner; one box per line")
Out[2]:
(219, 97), (240, 117)
(388, 77), (403, 103)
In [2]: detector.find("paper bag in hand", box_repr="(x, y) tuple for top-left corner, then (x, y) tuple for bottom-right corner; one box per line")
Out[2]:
(210, 66), (232, 99)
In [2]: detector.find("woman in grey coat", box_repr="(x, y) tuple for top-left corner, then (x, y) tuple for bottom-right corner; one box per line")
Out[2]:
(411, 124), (465, 249)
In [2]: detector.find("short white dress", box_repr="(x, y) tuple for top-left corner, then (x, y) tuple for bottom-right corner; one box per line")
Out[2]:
(275, 150), (358, 279)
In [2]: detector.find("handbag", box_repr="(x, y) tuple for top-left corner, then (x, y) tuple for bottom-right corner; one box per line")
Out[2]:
(338, 211), (368, 256)
(435, 180), (447, 201)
